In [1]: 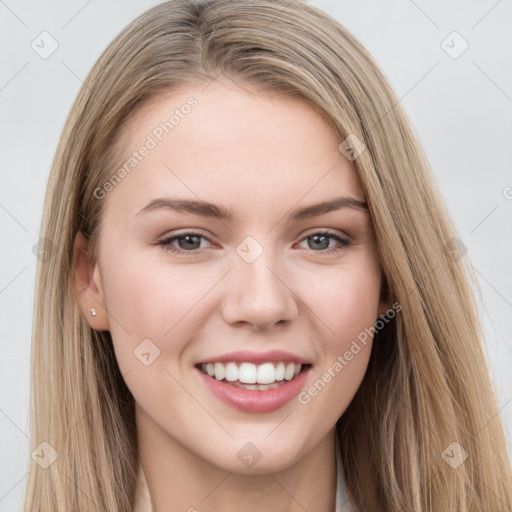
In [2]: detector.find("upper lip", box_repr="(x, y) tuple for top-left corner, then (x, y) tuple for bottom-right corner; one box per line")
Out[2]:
(197, 350), (311, 365)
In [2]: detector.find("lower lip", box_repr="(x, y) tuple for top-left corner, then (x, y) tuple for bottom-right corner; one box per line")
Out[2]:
(196, 367), (310, 414)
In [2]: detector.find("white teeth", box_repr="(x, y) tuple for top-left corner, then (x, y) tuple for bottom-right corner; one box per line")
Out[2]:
(231, 381), (281, 391)
(200, 361), (303, 385)
(257, 362), (275, 384)
(275, 362), (285, 381)
(239, 362), (257, 384)
(214, 362), (225, 381)
(225, 362), (238, 382)
(284, 362), (295, 381)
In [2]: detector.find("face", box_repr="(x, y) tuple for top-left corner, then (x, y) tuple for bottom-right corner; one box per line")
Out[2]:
(74, 78), (390, 474)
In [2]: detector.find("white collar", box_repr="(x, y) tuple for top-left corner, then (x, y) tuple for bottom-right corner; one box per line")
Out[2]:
(133, 435), (354, 511)
(335, 431), (355, 512)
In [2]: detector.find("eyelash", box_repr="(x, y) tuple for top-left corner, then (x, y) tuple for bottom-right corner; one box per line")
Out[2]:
(156, 230), (352, 256)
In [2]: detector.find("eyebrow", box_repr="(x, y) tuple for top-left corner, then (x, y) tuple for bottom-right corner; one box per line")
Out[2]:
(135, 196), (369, 221)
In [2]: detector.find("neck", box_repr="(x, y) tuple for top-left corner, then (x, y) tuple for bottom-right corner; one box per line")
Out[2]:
(135, 405), (338, 512)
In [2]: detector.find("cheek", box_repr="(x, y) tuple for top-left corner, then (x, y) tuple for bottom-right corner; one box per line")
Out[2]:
(297, 257), (382, 345)
(99, 251), (201, 367)
(100, 257), (205, 418)
(334, 270), (381, 340)
(101, 245), (230, 382)
(104, 242), (213, 322)
(296, 267), (379, 426)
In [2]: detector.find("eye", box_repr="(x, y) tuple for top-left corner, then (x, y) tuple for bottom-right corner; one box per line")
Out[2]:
(297, 231), (352, 254)
(157, 231), (213, 255)
(156, 230), (352, 256)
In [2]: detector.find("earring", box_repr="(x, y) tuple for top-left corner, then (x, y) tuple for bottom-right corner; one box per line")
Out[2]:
(91, 308), (97, 317)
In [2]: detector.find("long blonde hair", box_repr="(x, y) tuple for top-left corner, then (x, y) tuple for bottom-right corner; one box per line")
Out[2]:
(25, 0), (512, 510)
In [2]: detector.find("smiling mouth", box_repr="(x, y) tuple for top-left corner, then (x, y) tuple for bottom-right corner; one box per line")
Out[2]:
(196, 361), (311, 390)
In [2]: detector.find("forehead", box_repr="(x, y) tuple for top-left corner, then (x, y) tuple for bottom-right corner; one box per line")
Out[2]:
(101, 80), (366, 222)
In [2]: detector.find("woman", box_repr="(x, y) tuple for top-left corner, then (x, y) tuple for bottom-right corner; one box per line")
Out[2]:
(24, 0), (512, 510)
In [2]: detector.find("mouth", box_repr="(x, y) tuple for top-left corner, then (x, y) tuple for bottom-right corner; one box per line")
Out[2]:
(196, 361), (311, 390)
(195, 360), (312, 413)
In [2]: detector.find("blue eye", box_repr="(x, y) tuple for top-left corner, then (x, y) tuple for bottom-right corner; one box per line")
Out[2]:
(157, 230), (351, 255)
(158, 232), (212, 255)
(298, 231), (351, 254)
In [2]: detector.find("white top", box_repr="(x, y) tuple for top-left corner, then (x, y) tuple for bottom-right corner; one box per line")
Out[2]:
(334, 432), (355, 512)
(133, 435), (354, 511)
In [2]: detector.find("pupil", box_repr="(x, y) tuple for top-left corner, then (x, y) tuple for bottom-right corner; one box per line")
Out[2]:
(180, 235), (200, 250)
(309, 235), (329, 250)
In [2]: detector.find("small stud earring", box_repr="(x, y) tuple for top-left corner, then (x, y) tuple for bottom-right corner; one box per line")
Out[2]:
(91, 308), (97, 317)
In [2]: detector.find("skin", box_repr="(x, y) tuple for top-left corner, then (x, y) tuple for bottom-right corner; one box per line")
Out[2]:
(73, 78), (391, 512)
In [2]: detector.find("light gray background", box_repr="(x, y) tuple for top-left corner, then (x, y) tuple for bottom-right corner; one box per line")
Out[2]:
(1, 0), (511, 509)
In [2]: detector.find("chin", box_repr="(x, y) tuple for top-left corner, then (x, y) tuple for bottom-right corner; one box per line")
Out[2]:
(199, 434), (310, 474)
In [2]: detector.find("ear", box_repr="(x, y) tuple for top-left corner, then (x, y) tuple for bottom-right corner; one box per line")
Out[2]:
(72, 231), (110, 331)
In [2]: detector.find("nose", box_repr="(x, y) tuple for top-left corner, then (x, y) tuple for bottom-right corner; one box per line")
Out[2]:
(221, 252), (299, 331)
